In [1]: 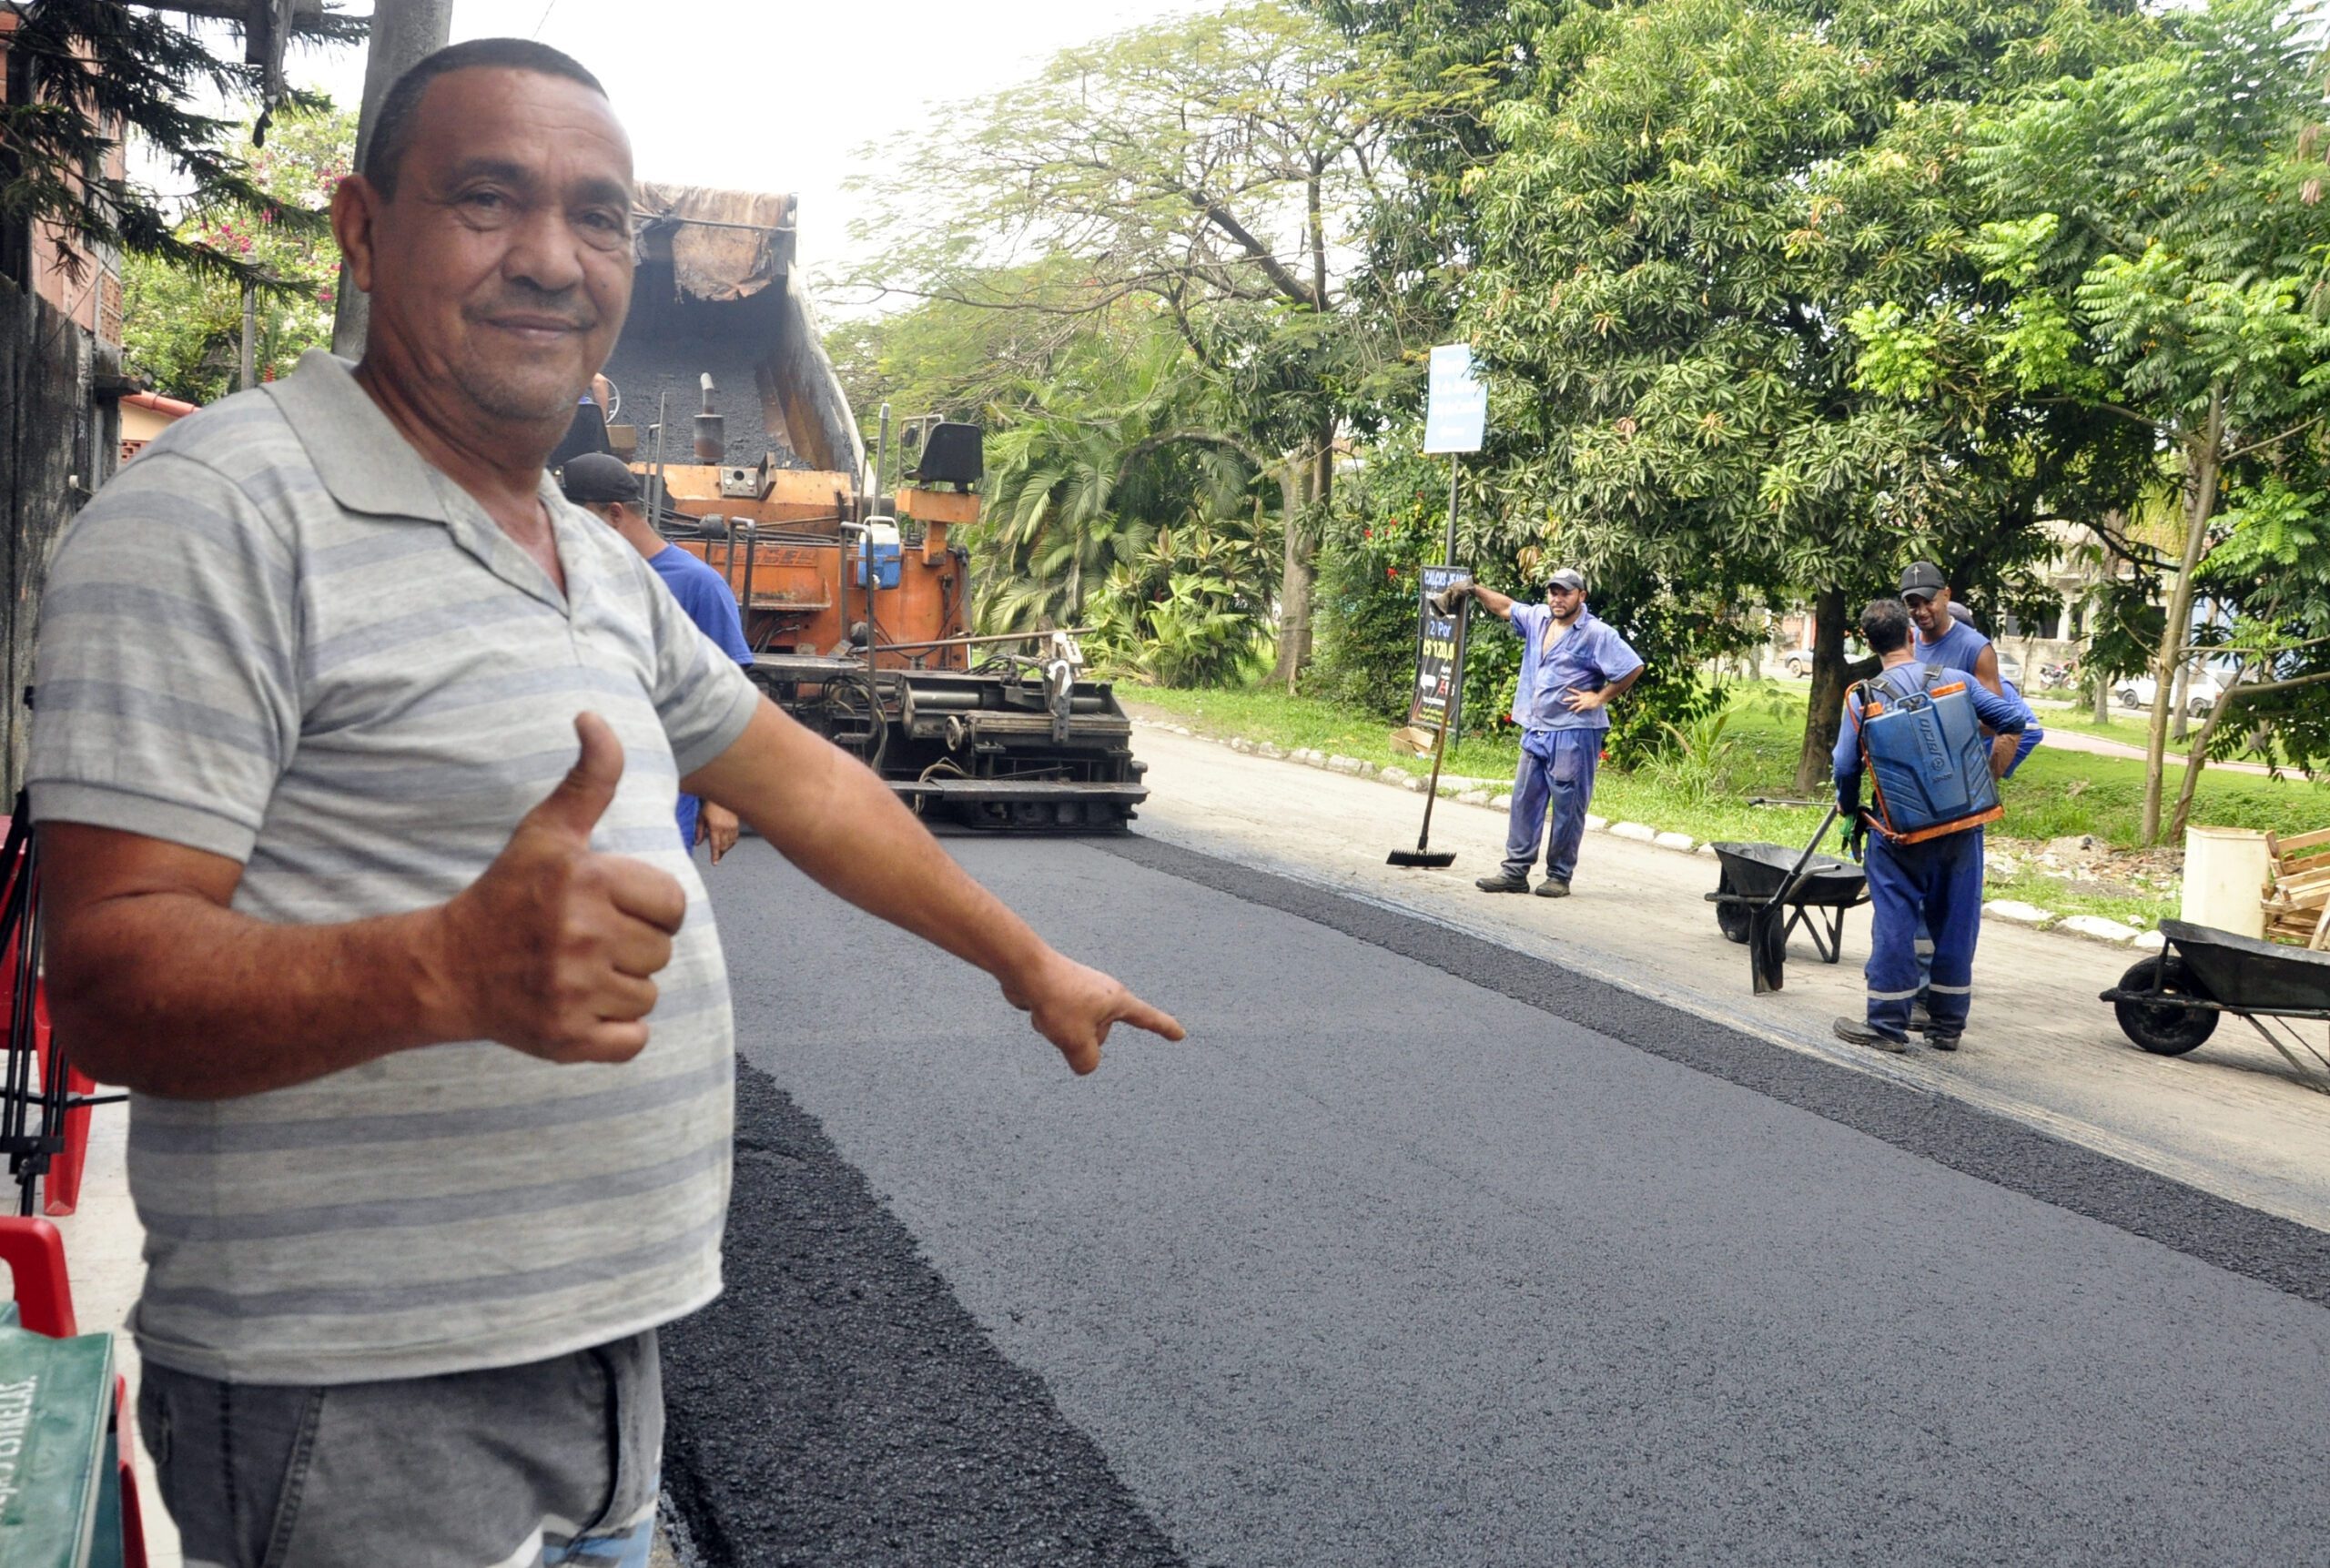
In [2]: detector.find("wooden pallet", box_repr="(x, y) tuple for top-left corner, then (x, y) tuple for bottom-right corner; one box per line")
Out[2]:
(2262, 825), (2330, 951)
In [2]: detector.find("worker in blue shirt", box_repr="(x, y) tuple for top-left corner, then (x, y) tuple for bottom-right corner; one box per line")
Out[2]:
(1452, 568), (1645, 899)
(1900, 559), (2005, 697)
(1947, 601), (2044, 775)
(1889, 594), (2050, 1028)
(1832, 598), (2026, 1054)
(560, 452), (756, 860)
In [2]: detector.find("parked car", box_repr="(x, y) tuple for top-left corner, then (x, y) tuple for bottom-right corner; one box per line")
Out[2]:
(1780, 639), (1869, 677)
(1993, 649), (2023, 687)
(2114, 671), (2227, 717)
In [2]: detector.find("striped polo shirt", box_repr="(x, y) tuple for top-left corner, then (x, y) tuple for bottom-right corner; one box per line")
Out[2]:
(28, 350), (761, 1384)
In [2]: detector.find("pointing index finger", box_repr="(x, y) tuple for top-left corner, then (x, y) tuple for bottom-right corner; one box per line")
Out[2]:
(1115, 994), (1186, 1042)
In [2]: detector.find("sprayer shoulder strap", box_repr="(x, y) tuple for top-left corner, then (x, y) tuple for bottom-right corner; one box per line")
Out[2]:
(1853, 664), (1942, 714)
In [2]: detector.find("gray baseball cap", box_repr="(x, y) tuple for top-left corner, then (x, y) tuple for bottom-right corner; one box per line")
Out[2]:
(1898, 561), (1948, 596)
(1545, 568), (1587, 594)
(559, 451), (641, 505)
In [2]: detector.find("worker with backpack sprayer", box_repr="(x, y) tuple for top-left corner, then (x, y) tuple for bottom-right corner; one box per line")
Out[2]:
(1830, 598), (2029, 1054)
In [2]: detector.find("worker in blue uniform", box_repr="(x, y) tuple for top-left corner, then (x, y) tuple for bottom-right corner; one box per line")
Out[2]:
(1832, 598), (2026, 1054)
(1455, 568), (1645, 899)
(561, 452), (757, 860)
(1945, 601), (2044, 775)
(1900, 559), (2005, 696)
(1891, 593), (2047, 1027)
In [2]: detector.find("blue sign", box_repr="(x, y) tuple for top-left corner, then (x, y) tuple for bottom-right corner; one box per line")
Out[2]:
(1423, 344), (1486, 454)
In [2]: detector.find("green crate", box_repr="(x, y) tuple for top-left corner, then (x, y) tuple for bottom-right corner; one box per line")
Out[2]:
(0, 1323), (115, 1568)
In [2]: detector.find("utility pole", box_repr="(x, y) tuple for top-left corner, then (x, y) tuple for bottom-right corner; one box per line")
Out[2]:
(239, 278), (258, 390)
(329, 0), (454, 358)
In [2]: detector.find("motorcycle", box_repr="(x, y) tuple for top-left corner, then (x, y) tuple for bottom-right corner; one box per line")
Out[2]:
(2038, 659), (2079, 691)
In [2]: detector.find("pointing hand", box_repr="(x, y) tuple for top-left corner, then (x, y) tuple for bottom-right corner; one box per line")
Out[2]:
(1003, 950), (1186, 1076)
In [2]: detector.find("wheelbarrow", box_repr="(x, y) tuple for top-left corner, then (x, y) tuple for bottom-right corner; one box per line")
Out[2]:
(2100, 919), (2330, 1093)
(1704, 837), (1870, 966)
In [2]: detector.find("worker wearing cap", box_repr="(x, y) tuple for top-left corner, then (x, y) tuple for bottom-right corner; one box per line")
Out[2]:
(1948, 601), (2043, 776)
(1899, 560), (2004, 698)
(1833, 597), (2025, 1054)
(1452, 568), (1644, 898)
(1889, 596), (2049, 1032)
(562, 451), (755, 861)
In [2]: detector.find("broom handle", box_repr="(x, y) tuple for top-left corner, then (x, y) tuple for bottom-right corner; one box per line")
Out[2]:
(1416, 705), (1453, 852)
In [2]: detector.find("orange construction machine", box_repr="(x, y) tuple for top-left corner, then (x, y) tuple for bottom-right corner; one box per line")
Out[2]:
(585, 184), (1146, 830)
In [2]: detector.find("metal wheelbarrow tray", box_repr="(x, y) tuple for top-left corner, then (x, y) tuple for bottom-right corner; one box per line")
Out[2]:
(1705, 841), (1869, 964)
(2099, 919), (2330, 1092)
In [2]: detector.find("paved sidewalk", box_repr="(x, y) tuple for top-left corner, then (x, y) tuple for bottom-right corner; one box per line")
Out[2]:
(1127, 723), (2330, 1230)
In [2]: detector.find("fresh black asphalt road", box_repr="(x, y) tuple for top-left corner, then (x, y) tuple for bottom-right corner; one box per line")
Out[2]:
(665, 834), (2330, 1567)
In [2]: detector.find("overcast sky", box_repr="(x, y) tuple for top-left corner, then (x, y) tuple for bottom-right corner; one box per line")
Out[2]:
(274, 0), (1203, 297)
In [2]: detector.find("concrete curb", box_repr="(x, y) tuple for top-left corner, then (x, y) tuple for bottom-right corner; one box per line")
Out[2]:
(1126, 713), (2169, 956)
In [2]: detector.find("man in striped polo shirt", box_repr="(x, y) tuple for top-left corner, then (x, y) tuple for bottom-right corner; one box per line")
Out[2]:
(28, 39), (1180, 1568)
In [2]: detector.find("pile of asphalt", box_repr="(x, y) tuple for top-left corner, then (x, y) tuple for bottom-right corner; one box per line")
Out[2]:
(658, 1061), (1186, 1568)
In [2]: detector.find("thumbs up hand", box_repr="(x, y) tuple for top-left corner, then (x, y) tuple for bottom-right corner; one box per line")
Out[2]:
(434, 713), (689, 1063)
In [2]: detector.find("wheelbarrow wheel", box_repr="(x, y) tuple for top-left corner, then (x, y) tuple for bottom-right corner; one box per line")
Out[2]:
(2112, 955), (2218, 1057)
(1716, 899), (1753, 945)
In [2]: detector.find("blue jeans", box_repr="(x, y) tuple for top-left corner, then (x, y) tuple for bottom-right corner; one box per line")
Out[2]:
(1865, 829), (1985, 1039)
(1503, 728), (1602, 885)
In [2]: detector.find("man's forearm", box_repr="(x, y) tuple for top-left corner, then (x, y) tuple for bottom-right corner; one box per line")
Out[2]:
(691, 703), (1056, 992)
(1990, 733), (2019, 778)
(1605, 666), (1645, 703)
(1469, 584), (1518, 620)
(46, 884), (453, 1098)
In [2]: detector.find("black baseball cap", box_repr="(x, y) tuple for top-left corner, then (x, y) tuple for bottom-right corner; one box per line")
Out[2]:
(559, 452), (641, 505)
(1898, 561), (1948, 597)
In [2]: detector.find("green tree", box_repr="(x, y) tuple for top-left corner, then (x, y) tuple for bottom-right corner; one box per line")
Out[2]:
(121, 103), (354, 402)
(1853, 0), (2330, 841)
(824, 260), (1099, 430)
(1447, 0), (2152, 793)
(974, 314), (1285, 678)
(844, 2), (1420, 688)
(1, 0), (360, 288)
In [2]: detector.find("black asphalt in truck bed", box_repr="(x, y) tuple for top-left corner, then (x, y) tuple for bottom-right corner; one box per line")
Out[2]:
(666, 834), (2330, 1566)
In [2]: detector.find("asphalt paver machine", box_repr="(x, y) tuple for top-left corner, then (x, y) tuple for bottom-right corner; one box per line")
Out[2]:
(596, 184), (1147, 830)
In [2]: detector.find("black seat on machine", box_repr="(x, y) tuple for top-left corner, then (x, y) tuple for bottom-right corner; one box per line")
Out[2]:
(907, 423), (983, 487)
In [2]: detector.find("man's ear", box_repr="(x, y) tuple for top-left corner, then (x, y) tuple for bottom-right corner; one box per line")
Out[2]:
(330, 174), (382, 296)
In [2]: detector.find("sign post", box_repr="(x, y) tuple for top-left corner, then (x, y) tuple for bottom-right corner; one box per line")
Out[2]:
(1415, 342), (1487, 738)
(1423, 341), (1486, 561)
(1389, 347), (1489, 869)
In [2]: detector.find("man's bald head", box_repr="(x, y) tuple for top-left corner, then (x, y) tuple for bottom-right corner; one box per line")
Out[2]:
(361, 38), (607, 201)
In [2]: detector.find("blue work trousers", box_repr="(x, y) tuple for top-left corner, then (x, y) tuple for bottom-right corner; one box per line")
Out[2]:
(1912, 731), (2029, 993)
(1864, 827), (1984, 1040)
(1503, 728), (1602, 885)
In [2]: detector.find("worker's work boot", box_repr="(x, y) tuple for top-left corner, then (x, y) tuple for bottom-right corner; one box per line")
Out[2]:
(1909, 998), (1933, 1033)
(1474, 872), (1532, 894)
(1534, 879), (1571, 898)
(1832, 1016), (1910, 1053)
(1925, 1031), (1960, 1053)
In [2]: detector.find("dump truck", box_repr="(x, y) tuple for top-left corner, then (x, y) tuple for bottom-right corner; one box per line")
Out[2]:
(589, 184), (1147, 830)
